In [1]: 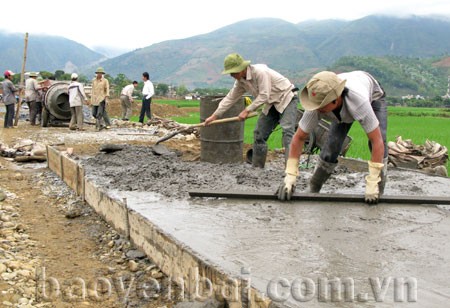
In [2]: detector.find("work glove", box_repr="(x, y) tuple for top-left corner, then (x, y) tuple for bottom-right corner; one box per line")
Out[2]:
(277, 158), (299, 201)
(365, 161), (384, 205)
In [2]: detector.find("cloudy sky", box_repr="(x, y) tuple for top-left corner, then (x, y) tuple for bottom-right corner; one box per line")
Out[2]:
(2, 0), (450, 51)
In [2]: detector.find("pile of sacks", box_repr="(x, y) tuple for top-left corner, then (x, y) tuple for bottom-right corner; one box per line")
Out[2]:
(0, 139), (47, 160)
(388, 136), (448, 176)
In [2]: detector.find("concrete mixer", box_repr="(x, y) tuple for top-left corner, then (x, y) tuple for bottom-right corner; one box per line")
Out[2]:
(41, 82), (72, 127)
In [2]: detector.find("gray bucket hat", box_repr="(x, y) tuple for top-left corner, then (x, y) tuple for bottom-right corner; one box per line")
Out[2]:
(300, 71), (346, 111)
(222, 53), (251, 74)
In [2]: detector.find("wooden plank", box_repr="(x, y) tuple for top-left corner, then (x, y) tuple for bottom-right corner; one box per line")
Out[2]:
(188, 190), (450, 205)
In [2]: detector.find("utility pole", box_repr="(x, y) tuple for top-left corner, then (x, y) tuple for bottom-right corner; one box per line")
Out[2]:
(14, 32), (28, 126)
(445, 75), (450, 99)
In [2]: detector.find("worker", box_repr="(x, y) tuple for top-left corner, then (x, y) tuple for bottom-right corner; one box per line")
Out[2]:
(35, 76), (47, 125)
(91, 67), (111, 131)
(68, 73), (88, 131)
(120, 81), (138, 121)
(25, 72), (42, 126)
(2, 70), (18, 128)
(140, 72), (154, 124)
(204, 53), (299, 168)
(277, 71), (388, 204)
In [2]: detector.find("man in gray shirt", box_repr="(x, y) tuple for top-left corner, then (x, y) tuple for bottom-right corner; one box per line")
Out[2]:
(277, 71), (388, 204)
(2, 70), (18, 128)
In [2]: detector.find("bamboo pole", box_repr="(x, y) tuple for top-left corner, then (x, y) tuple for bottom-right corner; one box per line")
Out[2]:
(14, 32), (29, 126)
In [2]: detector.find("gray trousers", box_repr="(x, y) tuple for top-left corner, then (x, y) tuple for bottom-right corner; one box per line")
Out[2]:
(253, 96), (299, 159)
(3, 104), (15, 128)
(70, 106), (84, 129)
(320, 96), (388, 164)
(92, 100), (111, 129)
(120, 95), (132, 120)
(29, 101), (42, 125)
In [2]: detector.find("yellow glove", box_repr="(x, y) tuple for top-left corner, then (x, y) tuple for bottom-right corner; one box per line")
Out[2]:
(365, 161), (384, 205)
(277, 158), (299, 201)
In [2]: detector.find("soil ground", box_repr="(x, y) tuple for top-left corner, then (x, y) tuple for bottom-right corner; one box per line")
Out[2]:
(0, 100), (195, 308)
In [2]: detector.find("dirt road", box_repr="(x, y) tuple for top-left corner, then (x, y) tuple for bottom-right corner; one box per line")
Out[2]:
(0, 103), (190, 308)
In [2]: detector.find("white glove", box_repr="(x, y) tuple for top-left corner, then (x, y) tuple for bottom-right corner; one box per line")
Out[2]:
(365, 161), (384, 204)
(277, 158), (299, 201)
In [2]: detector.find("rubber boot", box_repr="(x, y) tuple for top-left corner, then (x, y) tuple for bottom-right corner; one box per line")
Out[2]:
(252, 144), (268, 168)
(378, 157), (389, 195)
(309, 158), (337, 193)
(245, 149), (253, 164)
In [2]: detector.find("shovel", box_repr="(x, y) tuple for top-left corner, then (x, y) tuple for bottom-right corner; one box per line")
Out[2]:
(155, 111), (258, 145)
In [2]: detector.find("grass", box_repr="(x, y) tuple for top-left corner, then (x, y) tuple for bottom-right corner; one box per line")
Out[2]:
(161, 103), (450, 176)
(151, 99), (200, 108)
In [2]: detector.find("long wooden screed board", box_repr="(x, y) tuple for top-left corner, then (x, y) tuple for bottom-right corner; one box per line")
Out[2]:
(188, 190), (450, 205)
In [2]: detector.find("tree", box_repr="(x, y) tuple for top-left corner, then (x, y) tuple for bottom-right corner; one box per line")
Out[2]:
(54, 70), (65, 80)
(175, 84), (189, 97)
(156, 83), (169, 96)
(40, 71), (54, 80)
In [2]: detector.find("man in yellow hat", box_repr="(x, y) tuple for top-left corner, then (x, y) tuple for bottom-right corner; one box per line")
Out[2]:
(25, 72), (43, 125)
(277, 71), (388, 204)
(90, 67), (111, 131)
(204, 53), (299, 168)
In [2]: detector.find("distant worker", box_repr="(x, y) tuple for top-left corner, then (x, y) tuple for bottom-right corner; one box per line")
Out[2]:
(120, 81), (138, 121)
(25, 72), (42, 126)
(35, 76), (47, 125)
(68, 73), (88, 131)
(2, 70), (18, 128)
(91, 67), (111, 131)
(204, 53), (299, 168)
(277, 71), (388, 204)
(140, 72), (154, 124)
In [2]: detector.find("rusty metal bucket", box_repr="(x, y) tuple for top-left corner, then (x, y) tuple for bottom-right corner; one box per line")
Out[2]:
(200, 96), (245, 164)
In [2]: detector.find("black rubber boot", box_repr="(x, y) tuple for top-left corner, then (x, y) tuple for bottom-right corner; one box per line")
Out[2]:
(252, 144), (268, 168)
(309, 158), (337, 193)
(379, 157), (389, 195)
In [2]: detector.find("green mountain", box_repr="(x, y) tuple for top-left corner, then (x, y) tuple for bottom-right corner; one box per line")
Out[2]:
(329, 56), (450, 97)
(2, 15), (450, 97)
(0, 31), (105, 73)
(94, 15), (450, 93)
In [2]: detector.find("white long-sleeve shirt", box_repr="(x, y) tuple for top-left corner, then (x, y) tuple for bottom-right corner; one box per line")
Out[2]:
(142, 80), (154, 99)
(121, 84), (135, 100)
(68, 81), (88, 107)
(300, 71), (384, 134)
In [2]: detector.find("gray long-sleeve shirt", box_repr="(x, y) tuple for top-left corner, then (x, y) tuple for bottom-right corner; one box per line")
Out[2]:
(299, 71), (384, 134)
(214, 64), (295, 117)
(2, 79), (18, 106)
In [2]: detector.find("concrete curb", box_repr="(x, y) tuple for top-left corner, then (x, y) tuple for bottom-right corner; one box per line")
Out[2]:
(46, 145), (271, 307)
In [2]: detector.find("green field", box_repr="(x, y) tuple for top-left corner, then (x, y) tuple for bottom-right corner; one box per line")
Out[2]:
(161, 103), (450, 176)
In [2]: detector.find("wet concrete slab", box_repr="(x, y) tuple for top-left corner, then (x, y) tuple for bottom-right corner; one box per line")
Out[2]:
(108, 189), (450, 307)
(82, 145), (450, 307)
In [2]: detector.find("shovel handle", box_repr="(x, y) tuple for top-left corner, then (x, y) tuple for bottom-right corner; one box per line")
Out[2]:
(191, 111), (258, 128)
(155, 111), (258, 145)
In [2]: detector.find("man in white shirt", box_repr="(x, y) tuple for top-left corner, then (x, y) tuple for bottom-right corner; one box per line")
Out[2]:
(120, 81), (138, 120)
(140, 72), (154, 124)
(277, 71), (388, 204)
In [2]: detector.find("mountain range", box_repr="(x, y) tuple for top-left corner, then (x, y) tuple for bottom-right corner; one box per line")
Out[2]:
(1, 15), (450, 96)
